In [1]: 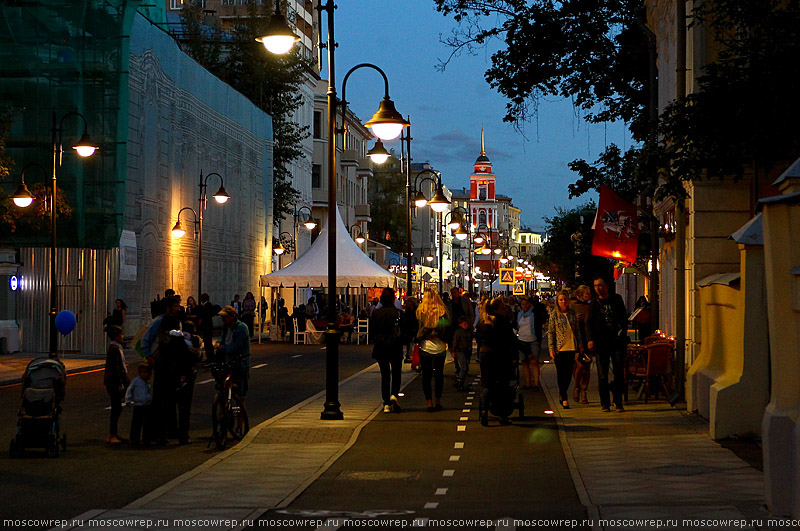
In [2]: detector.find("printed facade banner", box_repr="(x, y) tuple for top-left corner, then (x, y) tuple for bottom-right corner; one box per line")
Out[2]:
(590, 186), (640, 263)
(119, 230), (138, 282)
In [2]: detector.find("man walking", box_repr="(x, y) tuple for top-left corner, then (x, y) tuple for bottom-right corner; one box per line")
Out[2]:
(589, 276), (628, 412)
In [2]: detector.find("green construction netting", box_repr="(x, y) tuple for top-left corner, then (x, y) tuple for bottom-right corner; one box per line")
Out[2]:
(0, 1), (143, 249)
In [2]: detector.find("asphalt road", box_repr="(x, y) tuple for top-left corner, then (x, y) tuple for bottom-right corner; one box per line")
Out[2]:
(257, 365), (588, 531)
(0, 341), (375, 527)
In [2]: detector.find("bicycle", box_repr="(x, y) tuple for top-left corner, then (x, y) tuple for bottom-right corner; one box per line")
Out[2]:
(206, 361), (249, 450)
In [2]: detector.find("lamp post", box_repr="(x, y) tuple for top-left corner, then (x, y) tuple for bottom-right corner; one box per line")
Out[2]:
(261, 1), (408, 420)
(410, 169), (450, 295)
(14, 112), (98, 358)
(197, 171), (229, 297)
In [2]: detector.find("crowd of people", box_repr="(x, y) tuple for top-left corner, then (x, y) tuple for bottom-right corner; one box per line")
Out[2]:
(103, 289), (251, 446)
(103, 276), (639, 443)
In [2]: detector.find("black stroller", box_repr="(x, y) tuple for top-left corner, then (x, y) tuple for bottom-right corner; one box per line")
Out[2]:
(10, 358), (67, 457)
(478, 359), (525, 426)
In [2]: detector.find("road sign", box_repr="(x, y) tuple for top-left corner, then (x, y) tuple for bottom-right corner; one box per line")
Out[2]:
(513, 283), (526, 296)
(514, 270), (524, 281)
(411, 271), (418, 282)
(499, 268), (515, 285)
(524, 271), (533, 281)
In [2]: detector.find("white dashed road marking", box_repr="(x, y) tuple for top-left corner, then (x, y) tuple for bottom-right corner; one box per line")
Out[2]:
(454, 442), (464, 449)
(449, 455), (460, 461)
(457, 425), (466, 431)
(197, 378), (214, 385)
(459, 416), (468, 421)
(442, 469), (455, 477)
(252, 363), (268, 369)
(424, 502), (439, 509)
(291, 355), (303, 358)
(435, 488), (448, 495)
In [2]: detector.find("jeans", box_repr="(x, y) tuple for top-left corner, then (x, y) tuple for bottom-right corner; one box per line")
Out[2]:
(454, 349), (472, 382)
(377, 358), (402, 404)
(420, 350), (446, 400)
(596, 343), (625, 408)
(554, 351), (576, 402)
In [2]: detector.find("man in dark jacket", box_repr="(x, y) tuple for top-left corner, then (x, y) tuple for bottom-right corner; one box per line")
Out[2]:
(198, 293), (216, 361)
(370, 288), (405, 413)
(588, 276), (629, 412)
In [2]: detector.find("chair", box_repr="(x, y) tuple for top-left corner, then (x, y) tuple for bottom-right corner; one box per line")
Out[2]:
(356, 319), (369, 345)
(293, 318), (308, 345)
(626, 341), (673, 402)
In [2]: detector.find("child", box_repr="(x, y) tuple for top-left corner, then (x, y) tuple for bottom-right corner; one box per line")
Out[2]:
(104, 325), (128, 444)
(125, 364), (152, 445)
(451, 316), (474, 391)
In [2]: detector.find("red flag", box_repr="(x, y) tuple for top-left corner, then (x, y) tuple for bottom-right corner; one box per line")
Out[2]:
(591, 186), (640, 263)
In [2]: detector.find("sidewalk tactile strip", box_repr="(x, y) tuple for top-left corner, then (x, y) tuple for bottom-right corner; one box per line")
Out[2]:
(336, 470), (421, 480)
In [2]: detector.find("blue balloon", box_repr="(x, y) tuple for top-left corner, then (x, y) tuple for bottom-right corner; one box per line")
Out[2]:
(55, 310), (77, 335)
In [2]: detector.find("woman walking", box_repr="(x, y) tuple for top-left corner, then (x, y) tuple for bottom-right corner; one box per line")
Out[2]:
(477, 297), (517, 426)
(570, 285), (594, 404)
(370, 287), (405, 413)
(415, 288), (451, 412)
(548, 290), (585, 409)
(104, 324), (129, 444)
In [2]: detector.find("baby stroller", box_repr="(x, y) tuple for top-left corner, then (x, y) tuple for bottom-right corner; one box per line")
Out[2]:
(10, 358), (67, 457)
(478, 361), (525, 426)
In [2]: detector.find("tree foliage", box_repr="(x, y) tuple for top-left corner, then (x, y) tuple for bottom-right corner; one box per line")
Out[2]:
(533, 201), (610, 286)
(180, 1), (308, 221)
(653, 0), (800, 199)
(433, 0), (649, 136)
(369, 154), (408, 250)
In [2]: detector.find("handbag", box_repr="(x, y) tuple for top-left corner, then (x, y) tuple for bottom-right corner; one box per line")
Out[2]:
(577, 352), (593, 365)
(410, 344), (421, 371)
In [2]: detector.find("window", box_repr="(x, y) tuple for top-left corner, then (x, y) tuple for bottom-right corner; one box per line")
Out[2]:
(170, 0), (184, 8)
(479, 210), (487, 228)
(312, 164), (321, 188)
(313, 111), (323, 139)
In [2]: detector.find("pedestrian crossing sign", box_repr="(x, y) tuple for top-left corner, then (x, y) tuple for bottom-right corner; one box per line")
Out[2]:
(499, 268), (515, 285)
(513, 283), (526, 296)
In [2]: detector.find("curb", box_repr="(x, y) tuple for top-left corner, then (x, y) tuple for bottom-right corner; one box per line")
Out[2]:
(0, 362), (106, 387)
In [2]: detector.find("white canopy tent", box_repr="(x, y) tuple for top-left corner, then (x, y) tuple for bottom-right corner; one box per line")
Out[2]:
(260, 208), (401, 289)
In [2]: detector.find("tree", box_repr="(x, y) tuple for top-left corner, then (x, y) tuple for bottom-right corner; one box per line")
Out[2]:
(369, 154), (408, 250)
(433, 0), (650, 137)
(533, 201), (609, 286)
(180, 1), (308, 221)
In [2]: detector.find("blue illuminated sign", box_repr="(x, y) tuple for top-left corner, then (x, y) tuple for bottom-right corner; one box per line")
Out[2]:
(9, 275), (18, 291)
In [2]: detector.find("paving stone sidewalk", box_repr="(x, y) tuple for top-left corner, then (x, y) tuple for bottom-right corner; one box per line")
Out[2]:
(53, 363), (417, 531)
(538, 360), (779, 531)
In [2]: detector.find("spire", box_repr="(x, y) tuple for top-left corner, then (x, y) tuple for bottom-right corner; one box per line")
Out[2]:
(480, 128), (486, 156)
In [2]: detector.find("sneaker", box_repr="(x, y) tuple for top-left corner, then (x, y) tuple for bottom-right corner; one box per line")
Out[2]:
(383, 405), (392, 413)
(480, 410), (489, 427)
(106, 435), (123, 445)
(601, 406), (611, 412)
(434, 403), (443, 411)
(615, 404), (625, 412)
(390, 395), (401, 412)
(573, 387), (581, 401)
(562, 401), (570, 409)
(580, 390), (589, 404)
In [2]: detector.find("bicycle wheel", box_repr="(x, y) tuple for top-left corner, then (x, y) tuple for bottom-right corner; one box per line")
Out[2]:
(227, 393), (249, 441)
(211, 394), (228, 450)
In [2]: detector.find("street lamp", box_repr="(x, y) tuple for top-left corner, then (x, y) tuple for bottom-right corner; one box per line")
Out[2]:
(12, 163), (49, 208)
(171, 207), (198, 240)
(292, 205), (316, 260)
(13, 112), (98, 358)
(263, 1), (408, 420)
(410, 169), (451, 295)
(255, 1), (300, 55)
(350, 224), (367, 245)
(196, 171), (230, 297)
(366, 139), (390, 164)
